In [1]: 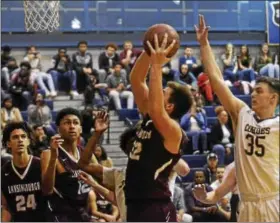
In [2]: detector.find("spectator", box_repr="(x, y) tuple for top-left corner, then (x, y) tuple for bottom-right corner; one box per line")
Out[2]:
(27, 93), (55, 136)
(162, 62), (176, 87)
(23, 45), (57, 97)
(120, 40), (142, 75)
(256, 43), (279, 79)
(175, 64), (197, 88)
(237, 45), (256, 86)
(1, 45), (14, 68)
(9, 61), (33, 110)
(94, 145), (113, 168)
(106, 63), (134, 110)
(272, 47), (279, 66)
(2, 58), (19, 91)
(49, 48), (78, 97)
(29, 124), (49, 157)
(172, 185), (193, 222)
(1, 96), (22, 130)
(98, 43), (126, 83)
(180, 102), (208, 154)
(197, 69), (214, 105)
(203, 153), (218, 184)
(210, 106), (234, 165)
(178, 47), (198, 72)
(72, 40), (98, 93)
(221, 43), (237, 84)
(184, 171), (227, 222)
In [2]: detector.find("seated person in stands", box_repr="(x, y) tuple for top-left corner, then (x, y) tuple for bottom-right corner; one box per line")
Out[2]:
(162, 62), (176, 88)
(178, 47), (198, 73)
(49, 48), (78, 97)
(256, 43), (279, 79)
(72, 40), (99, 93)
(2, 57), (19, 91)
(120, 40), (142, 75)
(30, 124), (49, 157)
(172, 185), (193, 222)
(203, 153), (218, 184)
(221, 43), (237, 84)
(175, 64), (197, 88)
(236, 45), (256, 86)
(24, 45), (57, 97)
(180, 102), (208, 154)
(9, 61), (33, 110)
(210, 106), (234, 165)
(27, 93), (55, 136)
(184, 170), (227, 222)
(93, 144), (113, 168)
(1, 95), (22, 130)
(106, 63), (134, 110)
(98, 43), (126, 83)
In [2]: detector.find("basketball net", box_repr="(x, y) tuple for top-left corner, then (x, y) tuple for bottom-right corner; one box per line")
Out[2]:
(23, 1), (60, 32)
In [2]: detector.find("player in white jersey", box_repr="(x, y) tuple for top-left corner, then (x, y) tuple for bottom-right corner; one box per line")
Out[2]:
(195, 15), (279, 222)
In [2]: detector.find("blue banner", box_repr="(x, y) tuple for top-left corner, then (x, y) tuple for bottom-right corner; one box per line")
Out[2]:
(267, 1), (280, 45)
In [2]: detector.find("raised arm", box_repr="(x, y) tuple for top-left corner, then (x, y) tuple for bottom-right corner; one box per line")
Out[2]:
(129, 52), (150, 115)
(174, 158), (190, 177)
(78, 111), (109, 180)
(146, 34), (182, 154)
(195, 15), (245, 124)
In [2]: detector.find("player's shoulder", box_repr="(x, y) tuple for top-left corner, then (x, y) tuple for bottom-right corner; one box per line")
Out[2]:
(238, 105), (252, 116)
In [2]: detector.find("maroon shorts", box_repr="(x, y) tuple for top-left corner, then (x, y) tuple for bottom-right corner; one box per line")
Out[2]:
(127, 200), (177, 222)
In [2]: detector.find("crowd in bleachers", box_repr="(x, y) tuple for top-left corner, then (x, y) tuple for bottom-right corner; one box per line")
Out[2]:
(1, 41), (279, 222)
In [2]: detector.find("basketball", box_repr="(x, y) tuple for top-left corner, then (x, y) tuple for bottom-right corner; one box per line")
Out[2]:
(143, 24), (180, 58)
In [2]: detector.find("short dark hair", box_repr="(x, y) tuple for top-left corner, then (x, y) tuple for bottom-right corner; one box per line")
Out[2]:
(78, 40), (88, 47)
(217, 165), (225, 169)
(256, 76), (280, 104)
(2, 122), (32, 148)
(105, 43), (118, 51)
(167, 81), (193, 120)
(55, 108), (82, 126)
(119, 127), (137, 155)
(20, 61), (31, 70)
(2, 45), (11, 52)
(114, 62), (123, 68)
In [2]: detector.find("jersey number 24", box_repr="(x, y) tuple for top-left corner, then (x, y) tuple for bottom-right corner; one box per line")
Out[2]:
(16, 194), (36, 211)
(245, 134), (265, 157)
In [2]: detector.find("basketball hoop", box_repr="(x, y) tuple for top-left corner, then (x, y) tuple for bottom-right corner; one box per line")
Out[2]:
(23, 1), (60, 32)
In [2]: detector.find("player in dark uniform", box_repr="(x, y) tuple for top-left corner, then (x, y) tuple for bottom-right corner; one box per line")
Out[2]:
(124, 34), (193, 221)
(1, 122), (49, 222)
(40, 108), (98, 221)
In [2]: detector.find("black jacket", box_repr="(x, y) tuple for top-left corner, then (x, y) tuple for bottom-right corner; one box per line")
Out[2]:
(98, 52), (120, 73)
(52, 54), (72, 72)
(209, 121), (234, 147)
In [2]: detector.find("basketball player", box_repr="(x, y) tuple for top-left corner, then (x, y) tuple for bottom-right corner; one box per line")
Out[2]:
(1, 122), (49, 222)
(78, 111), (190, 222)
(40, 108), (102, 221)
(123, 34), (193, 221)
(195, 15), (279, 222)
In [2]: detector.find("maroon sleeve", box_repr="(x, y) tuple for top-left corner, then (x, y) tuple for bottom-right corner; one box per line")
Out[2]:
(120, 51), (126, 60)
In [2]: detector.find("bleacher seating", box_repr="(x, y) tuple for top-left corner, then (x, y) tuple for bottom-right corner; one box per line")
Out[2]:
(182, 155), (207, 168)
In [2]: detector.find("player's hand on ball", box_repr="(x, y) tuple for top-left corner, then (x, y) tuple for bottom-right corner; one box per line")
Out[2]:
(192, 184), (207, 201)
(94, 110), (109, 133)
(50, 134), (64, 155)
(146, 33), (176, 65)
(195, 14), (210, 45)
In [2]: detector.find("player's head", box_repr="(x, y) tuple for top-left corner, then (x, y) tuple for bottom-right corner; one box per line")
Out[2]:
(56, 108), (82, 142)
(2, 122), (32, 155)
(215, 106), (228, 125)
(124, 41), (133, 51)
(194, 171), (205, 184)
(216, 165), (225, 183)
(163, 81), (193, 120)
(251, 76), (280, 115)
(78, 40), (88, 53)
(207, 153), (218, 170)
(119, 126), (138, 156)
(105, 43), (118, 56)
(94, 145), (108, 161)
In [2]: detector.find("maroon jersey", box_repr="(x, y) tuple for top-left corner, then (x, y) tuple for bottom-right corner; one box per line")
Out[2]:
(48, 146), (91, 221)
(1, 156), (48, 222)
(125, 115), (182, 202)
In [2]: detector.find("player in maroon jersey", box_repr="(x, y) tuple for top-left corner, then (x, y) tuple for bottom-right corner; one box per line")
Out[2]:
(1, 122), (49, 222)
(125, 34), (193, 221)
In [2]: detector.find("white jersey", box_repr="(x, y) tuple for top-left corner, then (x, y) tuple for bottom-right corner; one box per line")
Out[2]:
(235, 106), (279, 197)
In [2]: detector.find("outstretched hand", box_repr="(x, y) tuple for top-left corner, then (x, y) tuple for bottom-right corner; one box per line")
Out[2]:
(195, 15), (210, 45)
(146, 33), (176, 65)
(94, 110), (109, 134)
(192, 184), (207, 201)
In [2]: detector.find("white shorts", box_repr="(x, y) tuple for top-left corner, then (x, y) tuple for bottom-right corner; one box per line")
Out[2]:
(238, 193), (279, 222)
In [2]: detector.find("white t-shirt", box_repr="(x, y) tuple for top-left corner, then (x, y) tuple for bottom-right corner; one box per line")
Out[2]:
(221, 124), (231, 144)
(103, 167), (126, 221)
(190, 116), (201, 131)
